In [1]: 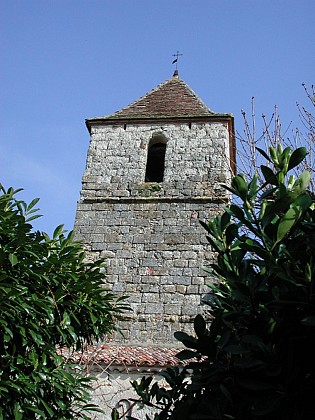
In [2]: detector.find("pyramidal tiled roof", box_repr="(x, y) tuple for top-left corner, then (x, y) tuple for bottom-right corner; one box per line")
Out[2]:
(90, 75), (218, 121)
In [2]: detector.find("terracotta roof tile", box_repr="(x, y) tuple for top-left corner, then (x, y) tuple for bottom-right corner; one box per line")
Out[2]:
(59, 345), (197, 368)
(89, 76), (217, 121)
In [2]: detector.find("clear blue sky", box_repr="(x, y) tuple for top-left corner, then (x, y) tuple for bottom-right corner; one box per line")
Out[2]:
(1, 0), (314, 235)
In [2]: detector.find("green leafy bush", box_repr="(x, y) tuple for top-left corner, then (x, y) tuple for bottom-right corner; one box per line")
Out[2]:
(0, 186), (127, 419)
(125, 145), (315, 420)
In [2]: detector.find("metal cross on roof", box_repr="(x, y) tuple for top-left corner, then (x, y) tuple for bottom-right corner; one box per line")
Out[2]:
(172, 50), (183, 71)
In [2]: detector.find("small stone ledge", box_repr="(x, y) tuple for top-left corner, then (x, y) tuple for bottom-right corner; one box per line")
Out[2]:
(80, 195), (229, 205)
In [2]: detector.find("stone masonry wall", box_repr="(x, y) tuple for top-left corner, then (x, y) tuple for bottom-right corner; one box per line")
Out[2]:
(74, 120), (232, 346)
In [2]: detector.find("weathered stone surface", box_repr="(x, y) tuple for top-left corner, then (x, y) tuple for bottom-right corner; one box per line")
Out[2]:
(74, 77), (234, 347)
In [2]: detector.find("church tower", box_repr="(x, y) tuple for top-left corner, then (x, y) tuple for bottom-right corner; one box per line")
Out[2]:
(74, 72), (235, 347)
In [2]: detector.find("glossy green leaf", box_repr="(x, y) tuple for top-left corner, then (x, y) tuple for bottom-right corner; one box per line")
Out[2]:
(9, 253), (18, 266)
(26, 197), (40, 211)
(261, 165), (278, 185)
(111, 408), (120, 420)
(231, 174), (248, 200)
(298, 170), (311, 192)
(25, 214), (42, 222)
(227, 204), (245, 222)
(256, 147), (272, 162)
(53, 224), (65, 239)
(276, 206), (302, 242)
(225, 223), (238, 246)
(220, 211), (231, 231)
(287, 147), (307, 170)
(13, 404), (23, 420)
(248, 173), (258, 198)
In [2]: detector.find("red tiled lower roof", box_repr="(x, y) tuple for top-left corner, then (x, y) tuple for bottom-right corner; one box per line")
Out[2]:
(59, 344), (191, 368)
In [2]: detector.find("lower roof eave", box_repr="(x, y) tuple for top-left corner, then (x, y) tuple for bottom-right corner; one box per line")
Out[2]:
(58, 344), (202, 374)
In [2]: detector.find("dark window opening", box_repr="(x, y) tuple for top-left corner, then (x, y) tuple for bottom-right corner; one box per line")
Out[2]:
(145, 142), (166, 182)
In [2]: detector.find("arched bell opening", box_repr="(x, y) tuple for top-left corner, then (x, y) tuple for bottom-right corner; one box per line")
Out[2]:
(145, 134), (167, 182)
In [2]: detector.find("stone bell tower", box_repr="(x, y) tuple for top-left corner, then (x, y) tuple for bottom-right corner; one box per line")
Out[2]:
(74, 71), (235, 347)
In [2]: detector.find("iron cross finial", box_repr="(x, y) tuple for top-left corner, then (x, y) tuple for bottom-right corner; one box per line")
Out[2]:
(172, 50), (183, 71)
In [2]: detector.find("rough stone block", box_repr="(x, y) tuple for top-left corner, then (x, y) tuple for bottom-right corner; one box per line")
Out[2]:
(74, 118), (232, 345)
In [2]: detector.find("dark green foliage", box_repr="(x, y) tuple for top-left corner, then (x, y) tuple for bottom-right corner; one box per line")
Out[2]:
(125, 144), (315, 420)
(0, 186), (128, 419)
